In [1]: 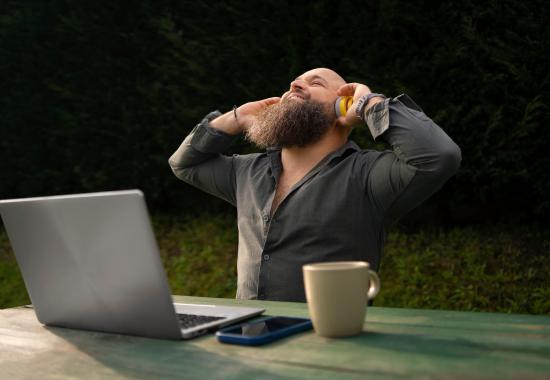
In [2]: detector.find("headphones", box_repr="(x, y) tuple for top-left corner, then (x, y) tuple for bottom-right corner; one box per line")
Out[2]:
(334, 96), (353, 117)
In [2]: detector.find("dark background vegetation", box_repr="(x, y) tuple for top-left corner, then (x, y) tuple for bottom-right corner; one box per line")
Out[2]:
(1, 0), (549, 313)
(2, 0), (549, 224)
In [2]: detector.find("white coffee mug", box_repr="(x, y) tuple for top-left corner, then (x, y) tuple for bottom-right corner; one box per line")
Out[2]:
(303, 261), (380, 338)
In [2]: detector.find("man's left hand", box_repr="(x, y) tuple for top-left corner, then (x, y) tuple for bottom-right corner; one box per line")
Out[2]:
(335, 83), (383, 130)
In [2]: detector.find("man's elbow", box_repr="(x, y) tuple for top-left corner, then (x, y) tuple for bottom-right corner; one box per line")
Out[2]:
(168, 154), (193, 182)
(169, 164), (195, 186)
(436, 142), (462, 177)
(168, 145), (197, 172)
(168, 155), (182, 171)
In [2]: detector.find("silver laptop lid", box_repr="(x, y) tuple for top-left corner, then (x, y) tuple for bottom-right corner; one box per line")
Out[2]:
(0, 190), (182, 339)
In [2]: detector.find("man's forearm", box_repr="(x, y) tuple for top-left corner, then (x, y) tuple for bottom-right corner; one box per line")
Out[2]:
(368, 94), (461, 173)
(168, 110), (239, 206)
(364, 94), (461, 224)
(168, 111), (235, 170)
(364, 96), (385, 115)
(209, 110), (242, 135)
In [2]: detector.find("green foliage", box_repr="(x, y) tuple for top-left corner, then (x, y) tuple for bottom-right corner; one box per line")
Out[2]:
(0, 232), (30, 308)
(153, 213), (239, 298)
(376, 227), (550, 315)
(0, 0), (548, 223)
(2, 216), (549, 315)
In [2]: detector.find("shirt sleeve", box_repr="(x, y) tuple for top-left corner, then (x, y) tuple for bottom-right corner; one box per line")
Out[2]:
(168, 111), (240, 207)
(364, 94), (462, 225)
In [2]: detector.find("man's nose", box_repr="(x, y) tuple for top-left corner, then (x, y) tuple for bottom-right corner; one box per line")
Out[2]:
(290, 79), (305, 91)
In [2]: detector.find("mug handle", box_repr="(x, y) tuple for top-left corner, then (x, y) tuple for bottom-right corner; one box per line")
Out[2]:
(367, 270), (380, 300)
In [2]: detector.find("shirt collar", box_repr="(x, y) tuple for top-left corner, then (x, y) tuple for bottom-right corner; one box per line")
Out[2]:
(266, 140), (360, 179)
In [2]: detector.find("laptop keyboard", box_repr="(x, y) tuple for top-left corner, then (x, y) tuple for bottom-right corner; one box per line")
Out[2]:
(177, 313), (225, 329)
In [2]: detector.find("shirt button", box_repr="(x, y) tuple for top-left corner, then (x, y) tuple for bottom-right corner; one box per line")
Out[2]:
(263, 254), (270, 261)
(263, 214), (269, 222)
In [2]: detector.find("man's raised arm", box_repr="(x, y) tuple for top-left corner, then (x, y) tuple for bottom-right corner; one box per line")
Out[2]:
(168, 97), (280, 206)
(336, 82), (461, 225)
(364, 94), (462, 224)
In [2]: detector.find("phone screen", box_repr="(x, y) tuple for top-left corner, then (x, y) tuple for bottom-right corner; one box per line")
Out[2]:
(224, 317), (307, 337)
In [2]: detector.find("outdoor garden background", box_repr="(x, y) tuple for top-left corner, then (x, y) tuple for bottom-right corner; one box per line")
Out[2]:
(1, 0), (549, 314)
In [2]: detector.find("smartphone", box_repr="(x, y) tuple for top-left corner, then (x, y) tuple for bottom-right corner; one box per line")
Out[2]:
(216, 316), (312, 346)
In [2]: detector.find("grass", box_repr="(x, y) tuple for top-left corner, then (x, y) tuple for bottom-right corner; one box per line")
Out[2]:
(1, 215), (549, 315)
(0, 231), (30, 308)
(153, 214), (238, 298)
(375, 227), (550, 314)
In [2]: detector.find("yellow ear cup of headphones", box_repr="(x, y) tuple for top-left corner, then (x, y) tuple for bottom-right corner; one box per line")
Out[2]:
(335, 96), (353, 118)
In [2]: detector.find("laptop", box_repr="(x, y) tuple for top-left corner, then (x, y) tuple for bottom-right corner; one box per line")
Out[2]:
(0, 189), (264, 340)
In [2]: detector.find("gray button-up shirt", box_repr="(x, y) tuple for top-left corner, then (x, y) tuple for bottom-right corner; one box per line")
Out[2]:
(169, 94), (461, 302)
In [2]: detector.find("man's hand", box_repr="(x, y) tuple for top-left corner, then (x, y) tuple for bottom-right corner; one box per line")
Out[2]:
(335, 83), (384, 130)
(209, 97), (281, 135)
(235, 97), (281, 132)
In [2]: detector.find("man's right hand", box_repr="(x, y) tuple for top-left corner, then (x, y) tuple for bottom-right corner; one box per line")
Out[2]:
(209, 97), (281, 135)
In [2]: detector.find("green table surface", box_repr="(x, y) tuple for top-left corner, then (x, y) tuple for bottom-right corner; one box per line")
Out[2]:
(1, 296), (549, 379)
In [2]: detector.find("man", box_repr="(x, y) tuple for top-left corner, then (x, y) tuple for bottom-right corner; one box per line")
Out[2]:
(169, 68), (461, 302)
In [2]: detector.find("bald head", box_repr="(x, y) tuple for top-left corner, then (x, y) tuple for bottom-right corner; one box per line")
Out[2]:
(282, 67), (347, 105)
(296, 68), (346, 91)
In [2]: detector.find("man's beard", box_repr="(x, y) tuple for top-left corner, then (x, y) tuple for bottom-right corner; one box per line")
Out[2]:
(245, 99), (335, 149)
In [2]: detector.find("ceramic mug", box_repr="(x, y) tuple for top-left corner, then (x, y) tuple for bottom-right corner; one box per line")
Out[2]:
(303, 261), (380, 338)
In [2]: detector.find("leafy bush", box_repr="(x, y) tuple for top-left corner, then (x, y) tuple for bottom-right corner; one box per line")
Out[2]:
(376, 227), (550, 315)
(0, 232), (30, 308)
(0, 1), (548, 223)
(153, 214), (238, 298)
(2, 216), (548, 314)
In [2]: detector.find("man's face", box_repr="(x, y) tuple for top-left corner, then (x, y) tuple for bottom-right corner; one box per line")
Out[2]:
(246, 68), (346, 149)
(281, 68), (345, 106)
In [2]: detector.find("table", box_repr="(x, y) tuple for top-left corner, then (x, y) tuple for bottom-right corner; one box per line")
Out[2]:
(1, 296), (549, 379)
